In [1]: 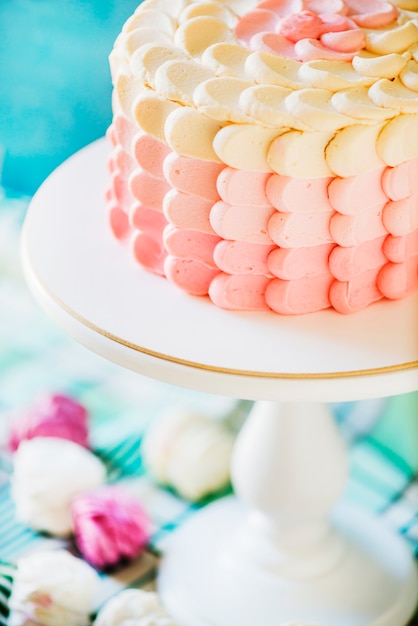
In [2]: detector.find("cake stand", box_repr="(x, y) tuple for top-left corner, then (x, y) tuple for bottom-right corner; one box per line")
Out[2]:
(21, 138), (418, 626)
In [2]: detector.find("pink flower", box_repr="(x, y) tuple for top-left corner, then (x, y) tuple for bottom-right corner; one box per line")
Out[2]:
(71, 486), (150, 570)
(8, 393), (89, 452)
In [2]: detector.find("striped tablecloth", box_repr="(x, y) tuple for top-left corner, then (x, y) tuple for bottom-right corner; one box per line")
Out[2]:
(0, 187), (417, 623)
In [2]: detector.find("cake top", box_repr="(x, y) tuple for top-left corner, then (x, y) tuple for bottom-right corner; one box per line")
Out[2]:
(109, 0), (418, 177)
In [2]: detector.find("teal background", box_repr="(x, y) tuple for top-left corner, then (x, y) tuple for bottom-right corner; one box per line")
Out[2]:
(0, 0), (141, 195)
(0, 2), (417, 619)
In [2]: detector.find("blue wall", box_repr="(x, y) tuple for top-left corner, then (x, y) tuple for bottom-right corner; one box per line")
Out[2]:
(0, 1), (142, 194)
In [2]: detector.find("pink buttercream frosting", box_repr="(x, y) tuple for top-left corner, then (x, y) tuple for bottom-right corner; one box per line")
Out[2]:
(163, 190), (216, 234)
(214, 241), (275, 275)
(378, 255), (418, 300)
(384, 229), (418, 263)
(165, 256), (219, 295)
(278, 11), (324, 42)
(164, 226), (220, 267)
(330, 267), (383, 313)
(329, 236), (387, 281)
(266, 272), (334, 313)
(235, 0), (398, 61)
(71, 486), (150, 570)
(209, 273), (271, 310)
(345, 0), (399, 28)
(9, 394), (89, 452)
(268, 243), (335, 279)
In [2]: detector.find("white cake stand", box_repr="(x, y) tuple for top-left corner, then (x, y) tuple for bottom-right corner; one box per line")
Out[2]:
(21, 139), (418, 626)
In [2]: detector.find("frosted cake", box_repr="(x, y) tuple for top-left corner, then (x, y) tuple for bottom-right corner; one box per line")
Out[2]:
(106, 0), (418, 315)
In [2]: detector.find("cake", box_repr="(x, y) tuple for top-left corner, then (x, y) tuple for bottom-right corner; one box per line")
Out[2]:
(105, 0), (418, 315)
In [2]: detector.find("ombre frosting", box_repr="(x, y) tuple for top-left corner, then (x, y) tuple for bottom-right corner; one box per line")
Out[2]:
(106, 0), (418, 315)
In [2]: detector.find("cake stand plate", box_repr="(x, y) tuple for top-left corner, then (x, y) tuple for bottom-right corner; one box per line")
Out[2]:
(21, 139), (418, 626)
(21, 138), (418, 403)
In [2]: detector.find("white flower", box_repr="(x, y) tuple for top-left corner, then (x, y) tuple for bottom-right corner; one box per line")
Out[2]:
(142, 408), (234, 501)
(8, 549), (99, 626)
(11, 437), (106, 536)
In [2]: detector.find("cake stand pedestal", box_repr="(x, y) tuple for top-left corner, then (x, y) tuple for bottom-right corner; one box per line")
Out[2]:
(21, 139), (418, 626)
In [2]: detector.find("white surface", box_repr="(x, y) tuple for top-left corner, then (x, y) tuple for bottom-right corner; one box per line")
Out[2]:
(21, 138), (418, 401)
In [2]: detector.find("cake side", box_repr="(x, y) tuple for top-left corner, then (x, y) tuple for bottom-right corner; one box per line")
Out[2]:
(105, 0), (418, 314)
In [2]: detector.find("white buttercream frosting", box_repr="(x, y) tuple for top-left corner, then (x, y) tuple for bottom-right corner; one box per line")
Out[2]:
(124, 9), (176, 36)
(377, 113), (418, 165)
(331, 86), (398, 121)
(165, 107), (223, 161)
(369, 77), (418, 112)
(239, 83), (298, 127)
(8, 549), (99, 626)
(400, 59), (418, 91)
(245, 52), (305, 89)
(130, 43), (189, 88)
(365, 20), (418, 55)
(298, 59), (375, 90)
(194, 76), (254, 122)
(11, 437), (107, 536)
(109, 0), (418, 178)
(134, 93), (181, 141)
(268, 129), (334, 178)
(326, 123), (386, 177)
(284, 88), (354, 131)
(154, 59), (215, 105)
(201, 42), (252, 78)
(94, 589), (176, 626)
(214, 124), (279, 170)
(175, 15), (235, 56)
(352, 50), (410, 79)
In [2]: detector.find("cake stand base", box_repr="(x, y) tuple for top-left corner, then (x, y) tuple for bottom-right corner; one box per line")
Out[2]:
(159, 496), (417, 626)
